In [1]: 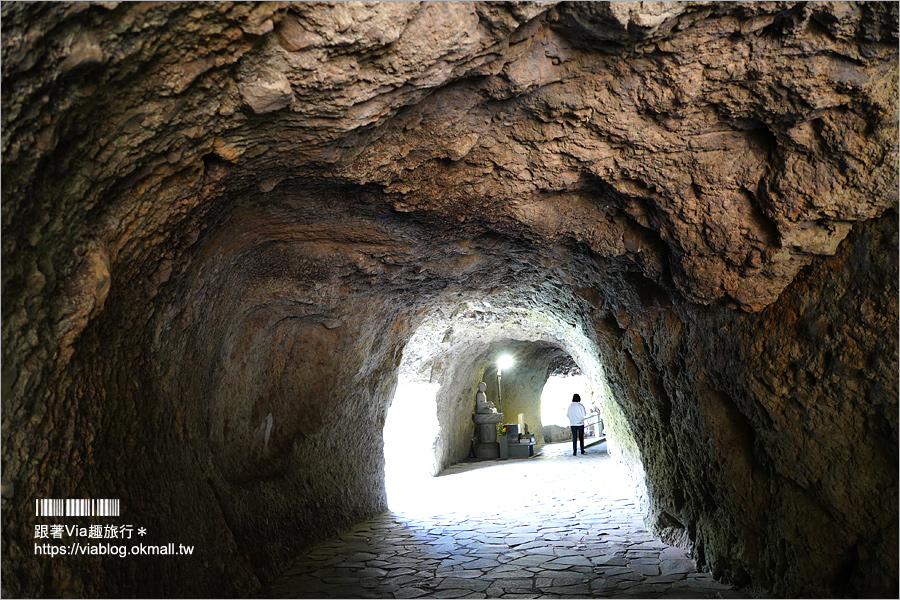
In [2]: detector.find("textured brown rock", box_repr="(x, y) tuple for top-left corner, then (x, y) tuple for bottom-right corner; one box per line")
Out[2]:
(596, 210), (898, 596)
(1, 2), (896, 598)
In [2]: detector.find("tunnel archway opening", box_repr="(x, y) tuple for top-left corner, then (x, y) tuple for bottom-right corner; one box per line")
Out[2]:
(380, 286), (646, 519)
(540, 372), (592, 426)
(541, 372), (597, 441)
(538, 351), (613, 450)
(382, 378), (441, 511)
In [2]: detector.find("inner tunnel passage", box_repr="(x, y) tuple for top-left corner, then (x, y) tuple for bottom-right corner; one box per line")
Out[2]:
(259, 444), (743, 599)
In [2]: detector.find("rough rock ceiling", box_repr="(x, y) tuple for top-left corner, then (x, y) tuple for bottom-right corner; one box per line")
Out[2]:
(3, 2), (896, 319)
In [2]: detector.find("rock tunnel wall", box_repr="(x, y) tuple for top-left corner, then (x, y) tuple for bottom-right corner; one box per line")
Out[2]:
(593, 210), (898, 597)
(1, 2), (897, 598)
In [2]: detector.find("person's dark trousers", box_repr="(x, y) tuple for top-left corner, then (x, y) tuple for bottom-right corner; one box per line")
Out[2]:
(571, 425), (585, 454)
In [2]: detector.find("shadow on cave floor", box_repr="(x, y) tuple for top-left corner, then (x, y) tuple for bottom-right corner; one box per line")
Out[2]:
(257, 443), (746, 598)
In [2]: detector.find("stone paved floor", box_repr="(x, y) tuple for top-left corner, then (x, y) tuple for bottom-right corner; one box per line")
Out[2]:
(257, 442), (746, 599)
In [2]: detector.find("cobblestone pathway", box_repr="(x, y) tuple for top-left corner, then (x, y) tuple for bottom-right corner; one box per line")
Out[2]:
(257, 442), (745, 599)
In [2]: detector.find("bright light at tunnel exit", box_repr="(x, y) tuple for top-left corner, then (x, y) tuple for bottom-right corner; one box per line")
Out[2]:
(497, 354), (514, 370)
(382, 380), (440, 511)
(541, 374), (591, 426)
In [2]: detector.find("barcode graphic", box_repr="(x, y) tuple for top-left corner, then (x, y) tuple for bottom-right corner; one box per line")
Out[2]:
(35, 499), (120, 517)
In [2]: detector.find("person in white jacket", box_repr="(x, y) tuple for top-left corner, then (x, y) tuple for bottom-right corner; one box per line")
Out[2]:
(567, 394), (587, 456)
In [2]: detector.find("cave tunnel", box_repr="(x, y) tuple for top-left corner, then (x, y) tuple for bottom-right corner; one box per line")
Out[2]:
(1, 2), (897, 598)
(382, 294), (612, 506)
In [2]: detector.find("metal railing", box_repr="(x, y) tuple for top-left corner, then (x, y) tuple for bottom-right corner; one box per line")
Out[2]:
(584, 411), (604, 439)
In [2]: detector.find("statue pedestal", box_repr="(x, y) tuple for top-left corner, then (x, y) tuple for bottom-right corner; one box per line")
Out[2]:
(474, 441), (500, 459)
(472, 412), (503, 459)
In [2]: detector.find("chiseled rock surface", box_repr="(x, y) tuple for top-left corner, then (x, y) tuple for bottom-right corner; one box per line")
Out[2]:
(1, 2), (897, 598)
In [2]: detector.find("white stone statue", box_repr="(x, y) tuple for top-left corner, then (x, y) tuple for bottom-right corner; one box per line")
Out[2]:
(475, 381), (497, 414)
